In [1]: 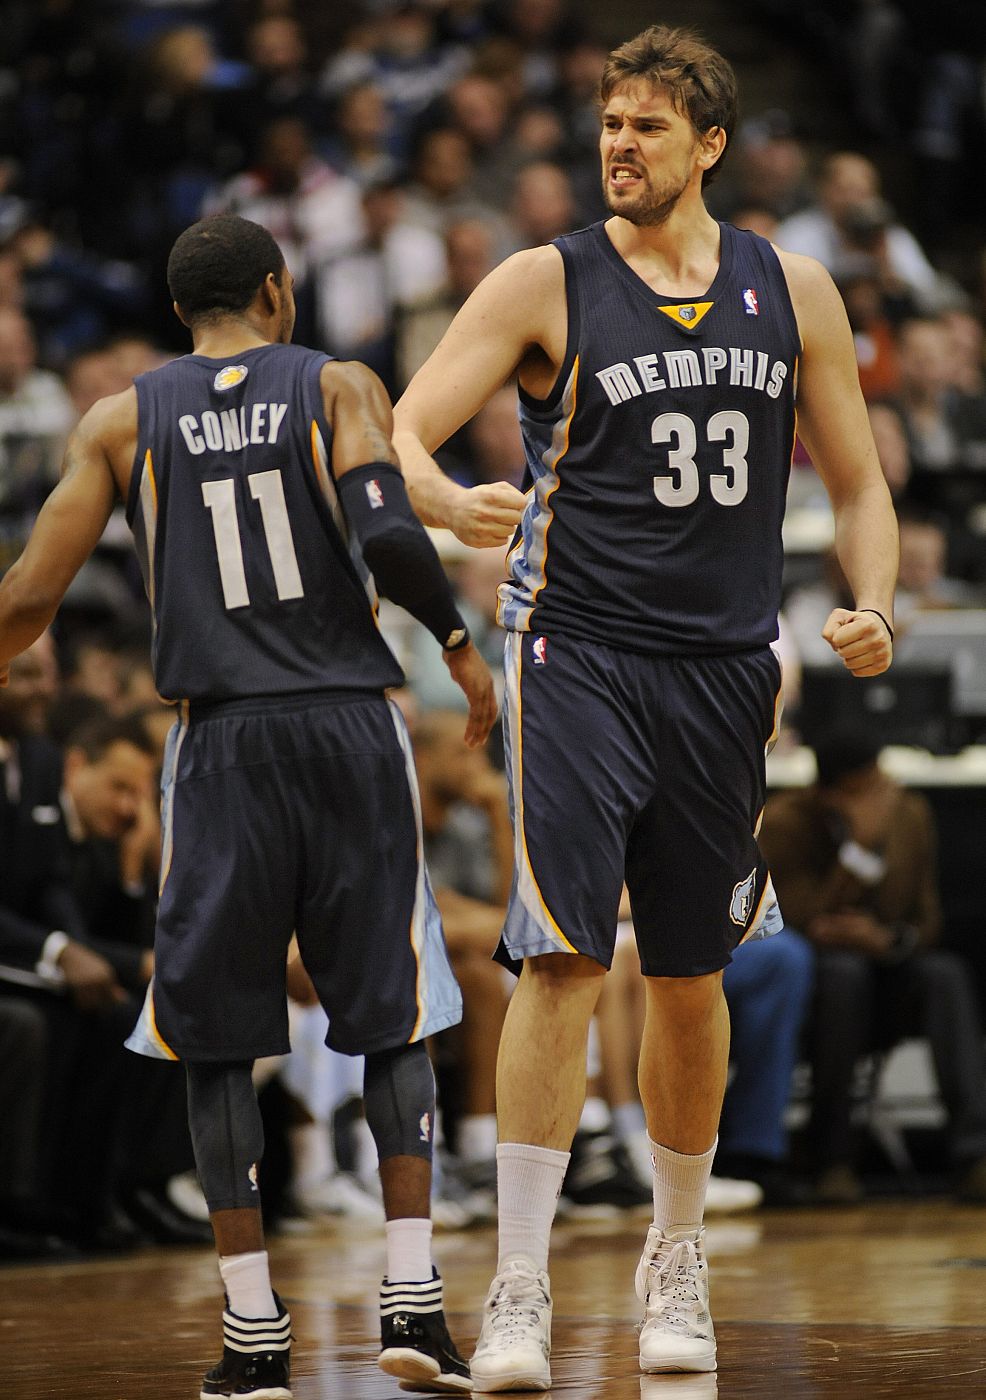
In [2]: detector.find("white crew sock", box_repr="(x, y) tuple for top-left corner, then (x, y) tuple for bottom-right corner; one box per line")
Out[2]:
(385, 1218), (434, 1282)
(650, 1136), (717, 1240)
(219, 1250), (278, 1319)
(496, 1142), (570, 1274)
(458, 1113), (498, 1164)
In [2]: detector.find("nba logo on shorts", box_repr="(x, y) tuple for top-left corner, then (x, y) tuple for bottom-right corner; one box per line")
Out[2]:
(532, 636), (547, 665)
(729, 868), (757, 925)
(742, 288), (759, 316)
(366, 479), (385, 509)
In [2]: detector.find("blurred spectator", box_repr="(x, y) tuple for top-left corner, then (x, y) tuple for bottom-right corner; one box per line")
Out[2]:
(0, 306), (74, 573)
(396, 216), (498, 391)
(322, 81), (401, 189)
(894, 317), (986, 476)
(492, 0), (577, 102)
(894, 510), (984, 624)
(784, 550), (856, 670)
(459, 385), (526, 489)
(9, 220), (148, 367)
(64, 349), (134, 419)
(942, 308), (986, 401)
(237, 14), (322, 152)
(867, 402), (912, 502)
(442, 72), (516, 206)
(207, 115), (365, 342)
(314, 178), (446, 390)
(509, 160), (577, 250)
(711, 109), (811, 224)
(402, 125), (487, 235)
(838, 257), (900, 402)
(760, 732), (986, 1205)
(731, 206), (779, 241)
(403, 543), (508, 713)
(775, 153), (947, 313)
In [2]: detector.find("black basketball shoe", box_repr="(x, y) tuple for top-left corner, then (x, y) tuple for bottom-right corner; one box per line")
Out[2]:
(200, 1295), (292, 1399)
(378, 1271), (473, 1393)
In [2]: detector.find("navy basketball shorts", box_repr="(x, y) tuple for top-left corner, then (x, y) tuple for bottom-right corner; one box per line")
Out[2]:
(127, 692), (461, 1062)
(498, 631), (785, 978)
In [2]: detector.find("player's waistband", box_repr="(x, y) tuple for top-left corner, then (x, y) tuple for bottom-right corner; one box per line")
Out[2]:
(186, 687), (387, 723)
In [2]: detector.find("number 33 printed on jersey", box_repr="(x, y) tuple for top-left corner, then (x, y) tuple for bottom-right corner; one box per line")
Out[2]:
(652, 410), (749, 507)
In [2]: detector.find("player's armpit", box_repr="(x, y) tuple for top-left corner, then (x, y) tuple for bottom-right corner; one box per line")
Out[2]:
(0, 413), (120, 670)
(321, 360), (399, 478)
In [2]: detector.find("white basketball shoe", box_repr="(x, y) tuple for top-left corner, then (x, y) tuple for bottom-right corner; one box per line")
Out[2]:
(635, 1226), (716, 1374)
(470, 1258), (552, 1392)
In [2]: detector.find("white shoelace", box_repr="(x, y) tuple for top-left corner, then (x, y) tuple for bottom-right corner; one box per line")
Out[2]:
(641, 1238), (707, 1336)
(482, 1268), (550, 1349)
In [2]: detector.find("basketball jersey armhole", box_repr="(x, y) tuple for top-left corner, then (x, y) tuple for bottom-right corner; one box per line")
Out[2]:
(517, 236), (581, 417)
(126, 375), (152, 526)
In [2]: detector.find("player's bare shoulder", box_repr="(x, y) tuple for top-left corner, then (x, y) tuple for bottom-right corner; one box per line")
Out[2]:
(68, 385), (138, 496)
(772, 246), (849, 350)
(319, 358), (398, 471)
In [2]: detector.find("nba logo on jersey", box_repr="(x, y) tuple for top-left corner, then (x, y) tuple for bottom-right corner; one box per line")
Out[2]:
(366, 478), (385, 509)
(532, 636), (547, 665)
(213, 364), (249, 391)
(419, 1112), (431, 1143)
(742, 288), (759, 316)
(729, 869), (757, 925)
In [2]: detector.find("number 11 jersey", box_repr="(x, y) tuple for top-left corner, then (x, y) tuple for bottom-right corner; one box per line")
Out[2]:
(497, 221), (801, 655)
(127, 343), (404, 703)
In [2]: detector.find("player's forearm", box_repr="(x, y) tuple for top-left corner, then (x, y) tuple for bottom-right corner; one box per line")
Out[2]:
(832, 477), (899, 621)
(392, 428), (467, 529)
(0, 561), (61, 670)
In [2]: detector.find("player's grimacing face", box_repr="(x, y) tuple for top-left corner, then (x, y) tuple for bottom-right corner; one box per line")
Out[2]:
(600, 83), (703, 226)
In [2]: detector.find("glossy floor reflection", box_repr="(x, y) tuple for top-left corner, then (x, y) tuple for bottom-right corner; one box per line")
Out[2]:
(6, 1202), (986, 1397)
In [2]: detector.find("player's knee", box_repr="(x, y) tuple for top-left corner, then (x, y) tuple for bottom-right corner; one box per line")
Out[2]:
(363, 1041), (436, 1163)
(645, 969), (725, 1021)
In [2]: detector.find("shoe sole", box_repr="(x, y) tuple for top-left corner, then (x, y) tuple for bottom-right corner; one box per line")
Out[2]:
(200, 1388), (291, 1399)
(469, 1368), (551, 1392)
(379, 1348), (473, 1393)
(639, 1350), (717, 1374)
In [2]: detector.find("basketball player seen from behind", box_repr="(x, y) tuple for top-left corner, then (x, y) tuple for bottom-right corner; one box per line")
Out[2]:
(394, 25), (898, 1387)
(0, 214), (496, 1399)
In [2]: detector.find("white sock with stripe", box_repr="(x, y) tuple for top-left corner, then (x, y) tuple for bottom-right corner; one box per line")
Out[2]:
(496, 1142), (570, 1274)
(218, 1250), (278, 1320)
(385, 1217), (433, 1282)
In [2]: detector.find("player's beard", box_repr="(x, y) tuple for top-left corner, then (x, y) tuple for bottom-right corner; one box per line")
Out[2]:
(602, 164), (690, 228)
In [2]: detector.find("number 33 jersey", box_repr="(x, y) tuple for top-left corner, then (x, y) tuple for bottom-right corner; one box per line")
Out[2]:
(127, 343), (404, 702)
(497, 221), (801, 655)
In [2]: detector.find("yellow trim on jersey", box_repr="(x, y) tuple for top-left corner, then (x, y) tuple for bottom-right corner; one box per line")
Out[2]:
(510, 637), (578, 954)
(147, 985), (179, 1061)
(656, 301), (714, 329)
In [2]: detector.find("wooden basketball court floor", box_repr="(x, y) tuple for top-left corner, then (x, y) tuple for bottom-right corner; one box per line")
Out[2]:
(6, 1202), (986, 1399)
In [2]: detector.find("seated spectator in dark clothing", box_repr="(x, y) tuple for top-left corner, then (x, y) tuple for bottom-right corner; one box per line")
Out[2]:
(759, 732), (986, 1205)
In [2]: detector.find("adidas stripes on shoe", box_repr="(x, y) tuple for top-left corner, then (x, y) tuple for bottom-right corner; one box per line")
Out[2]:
(200, 1297), (292, 1399)
(378, 1271), (473, 1394)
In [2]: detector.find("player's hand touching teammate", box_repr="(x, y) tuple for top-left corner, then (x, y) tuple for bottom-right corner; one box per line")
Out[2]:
(822, 607), (894, 677)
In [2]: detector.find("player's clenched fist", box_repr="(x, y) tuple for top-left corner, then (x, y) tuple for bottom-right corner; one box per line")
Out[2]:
(822, 607), (894, 677)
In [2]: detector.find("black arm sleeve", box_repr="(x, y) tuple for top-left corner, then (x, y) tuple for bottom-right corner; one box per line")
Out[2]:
(336, 462), (468, 648)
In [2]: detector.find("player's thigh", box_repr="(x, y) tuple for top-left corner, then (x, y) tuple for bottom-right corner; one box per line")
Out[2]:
(154, 714), (298, 1059)
(295, 698), (462, 1055)
(499, 632), (650, 967)
(627, 648), (783, 978)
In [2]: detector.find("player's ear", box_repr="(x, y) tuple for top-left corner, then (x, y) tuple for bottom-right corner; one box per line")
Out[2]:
(173, 300), (191, 329)
(697, 125), (727, 174)
(260, 271), (281, 315)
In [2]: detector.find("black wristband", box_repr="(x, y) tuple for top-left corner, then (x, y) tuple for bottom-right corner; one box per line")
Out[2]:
(860, 608), (894, 642)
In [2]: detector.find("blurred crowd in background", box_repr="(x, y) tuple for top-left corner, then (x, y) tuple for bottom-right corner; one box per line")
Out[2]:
(2, 0), (986, 1260)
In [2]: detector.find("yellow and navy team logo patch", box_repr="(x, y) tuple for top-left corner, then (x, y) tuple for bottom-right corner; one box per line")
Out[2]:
(657, 301), (715, 329)
(214, 364), (249, 392)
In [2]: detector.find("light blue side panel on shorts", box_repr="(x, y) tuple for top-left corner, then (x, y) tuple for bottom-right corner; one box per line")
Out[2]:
(387, 700), (463, 1039)
(499, 632), (579, 961)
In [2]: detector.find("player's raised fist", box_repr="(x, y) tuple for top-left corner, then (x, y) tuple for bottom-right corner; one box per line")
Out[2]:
(822, 607), (893, 677)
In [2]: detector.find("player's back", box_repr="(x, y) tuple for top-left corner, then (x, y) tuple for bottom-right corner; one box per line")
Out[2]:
(127, 343), (403, 702)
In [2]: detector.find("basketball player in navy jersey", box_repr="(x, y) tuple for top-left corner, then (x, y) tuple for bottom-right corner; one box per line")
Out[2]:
(394, 25), (898, 1388)
(0, 214), (496, 1398)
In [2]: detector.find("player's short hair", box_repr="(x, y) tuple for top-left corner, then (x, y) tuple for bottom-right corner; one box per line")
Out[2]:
(600, 25), (738, 187)
(167, 215), (285, 323)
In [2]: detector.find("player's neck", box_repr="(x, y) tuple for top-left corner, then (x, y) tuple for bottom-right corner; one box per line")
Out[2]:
(606, 198), (721, 296)
(190, 315), (276, 360)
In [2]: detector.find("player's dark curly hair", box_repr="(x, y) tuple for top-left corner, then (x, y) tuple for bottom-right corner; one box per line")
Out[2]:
(167, 215), (285, 323)
(600, 25), (738, 188)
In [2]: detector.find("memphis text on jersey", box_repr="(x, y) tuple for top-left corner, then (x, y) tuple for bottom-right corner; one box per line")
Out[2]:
(595, 345), (789, 406)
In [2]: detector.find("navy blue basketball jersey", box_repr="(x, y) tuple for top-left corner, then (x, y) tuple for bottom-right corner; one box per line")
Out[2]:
(497, 222), (800, 654)
(126, 344), (404, 702)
